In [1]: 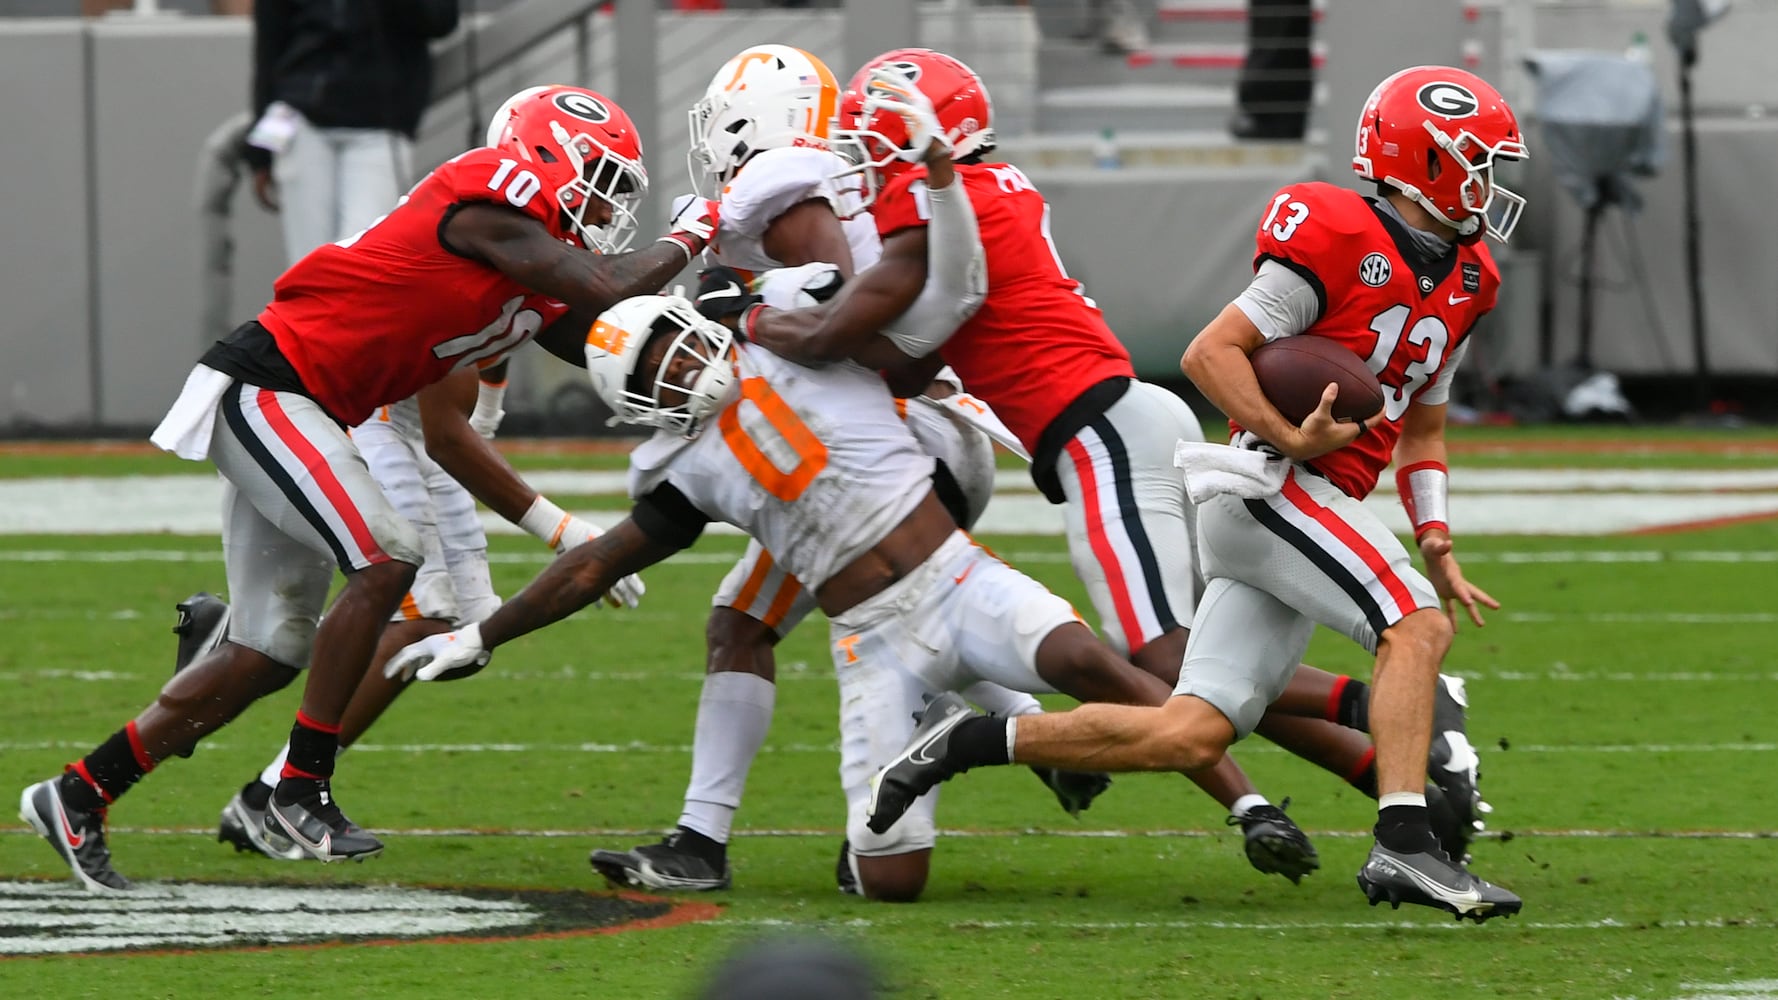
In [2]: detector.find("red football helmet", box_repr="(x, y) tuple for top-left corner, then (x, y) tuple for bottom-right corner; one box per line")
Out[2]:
(487, 85), (649, 253)
(1351, 66), (1528, 242)
(830, 48), (996, 213)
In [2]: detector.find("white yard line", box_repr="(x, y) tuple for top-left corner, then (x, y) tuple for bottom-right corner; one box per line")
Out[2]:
(4, 469), (1777, 536)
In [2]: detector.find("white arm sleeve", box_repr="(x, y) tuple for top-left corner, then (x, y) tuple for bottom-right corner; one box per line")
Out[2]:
(881, 179), (988, 358)
(1418, 338), (1471, 406)
(1232, 259), (1322, 341)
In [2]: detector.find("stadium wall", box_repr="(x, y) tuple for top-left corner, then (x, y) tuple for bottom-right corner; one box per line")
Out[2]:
(0, 3), (1772, 434)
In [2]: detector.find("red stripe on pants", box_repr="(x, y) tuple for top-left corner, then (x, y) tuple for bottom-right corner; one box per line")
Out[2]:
(257, 389), (388, 565)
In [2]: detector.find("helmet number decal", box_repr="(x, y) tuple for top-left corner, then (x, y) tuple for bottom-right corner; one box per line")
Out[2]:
(487, 159), (543, 209)
(1364, 304), (1451, 421)
(718, 377), (830, 502)
(1261, 192), (1310, 241)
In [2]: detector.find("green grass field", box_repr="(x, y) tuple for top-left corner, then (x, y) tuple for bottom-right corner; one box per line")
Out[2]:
(2, 443), (1776, 999)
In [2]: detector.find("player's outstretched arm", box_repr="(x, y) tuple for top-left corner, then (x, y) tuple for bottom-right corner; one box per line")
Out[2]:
(443, 203), (696, 316)
(482, 518), (679, 649)
(418, 371), (541, 524)
(1181, 305), (1361, 461)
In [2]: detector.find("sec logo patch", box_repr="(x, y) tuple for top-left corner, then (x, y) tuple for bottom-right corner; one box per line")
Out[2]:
(1358, 253), (1392, 287)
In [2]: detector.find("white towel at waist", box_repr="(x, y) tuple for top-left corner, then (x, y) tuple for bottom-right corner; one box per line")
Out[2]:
(1173, 439), (1289, 503)
(149, 365), (233, 461)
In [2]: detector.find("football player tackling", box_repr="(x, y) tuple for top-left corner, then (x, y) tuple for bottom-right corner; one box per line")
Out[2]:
(866, 65), (1526, 921)
(20, 85), (707, 891)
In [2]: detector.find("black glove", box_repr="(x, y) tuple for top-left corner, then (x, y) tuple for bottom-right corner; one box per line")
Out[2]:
(694, 266), (762, 328)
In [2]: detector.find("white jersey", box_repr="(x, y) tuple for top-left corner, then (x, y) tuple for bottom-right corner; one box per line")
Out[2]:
(717, 147), (881, 272)
(628, 344), (933, 590)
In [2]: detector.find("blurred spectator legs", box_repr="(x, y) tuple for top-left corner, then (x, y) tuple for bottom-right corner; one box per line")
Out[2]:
(273, 112), (412, 264)
(1230, 0), (1312, 140)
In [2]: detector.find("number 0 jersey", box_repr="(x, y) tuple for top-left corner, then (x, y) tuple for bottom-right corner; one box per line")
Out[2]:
(256, 147), (577, 426)
(871, 162), (1136, 452)
(1236, 181), (1500, 499)
(627, 344), (934, 591)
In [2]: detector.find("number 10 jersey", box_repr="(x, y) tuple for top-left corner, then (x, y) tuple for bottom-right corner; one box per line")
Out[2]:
(256, 147), (577, 426)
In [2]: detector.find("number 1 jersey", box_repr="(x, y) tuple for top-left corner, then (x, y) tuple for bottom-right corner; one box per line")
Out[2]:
(256, 147), (578, 426)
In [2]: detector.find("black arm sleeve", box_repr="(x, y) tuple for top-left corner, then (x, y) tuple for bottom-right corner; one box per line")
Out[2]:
(631, 483), (711, 549)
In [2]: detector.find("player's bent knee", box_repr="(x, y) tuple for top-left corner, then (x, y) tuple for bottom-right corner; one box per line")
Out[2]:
(1387, 608), (1453, 662)
(855, 851), (931, 903)
(704, 606), (778, 679)
(351, 558), (419, 598)
(1157, 697), (1238, 772)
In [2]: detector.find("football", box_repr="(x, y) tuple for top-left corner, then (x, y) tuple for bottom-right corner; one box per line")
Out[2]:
(1249, 336), (1385, 426)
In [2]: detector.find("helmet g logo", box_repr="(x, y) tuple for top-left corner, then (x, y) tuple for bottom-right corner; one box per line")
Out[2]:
(554, 92), (611, 123)
(883, 60), (923, 83)
(1416, 82), (1479, 118)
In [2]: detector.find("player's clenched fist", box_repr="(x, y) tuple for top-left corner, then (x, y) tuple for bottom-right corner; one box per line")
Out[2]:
(386, 624), (492, 682)
(864, 66), (951, 162)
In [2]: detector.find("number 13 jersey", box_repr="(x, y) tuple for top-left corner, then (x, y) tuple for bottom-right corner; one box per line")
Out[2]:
(627, 344), (934, 591)
(256, 147), (578, 426)
(1241, 181), (1500, 499)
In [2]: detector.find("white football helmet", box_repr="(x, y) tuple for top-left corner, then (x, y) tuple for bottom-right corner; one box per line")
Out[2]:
(687, 44), (841, 198)
(585, 295), (737, 438)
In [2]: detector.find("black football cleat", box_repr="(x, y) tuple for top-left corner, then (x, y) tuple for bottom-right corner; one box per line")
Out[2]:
(1228, 798), (1320, 884)
(172, 592), (230, 675)
(218, 782), (306, 861)
(265, 780), (383, 862)
(865, 692), (977, 836)
(1428, 674), (1489, 858)
(1357, 842), (1522, 922)
(19, 779), (131, 892)
(589, 829), (731, 891)
(836, 839), (860, 896)
(1031, 765), (1112, 819)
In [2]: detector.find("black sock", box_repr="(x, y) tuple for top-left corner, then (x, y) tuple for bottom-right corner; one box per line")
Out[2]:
(63, 723), (154, 810)
(947, 716), (1011, 770)
(1333, 676), (1371, 733)
(282, 711), (340, 782)
(1375, 803), (1439, 854)
(672, 826), (727, 866)
(1347, 748), (1379, 799)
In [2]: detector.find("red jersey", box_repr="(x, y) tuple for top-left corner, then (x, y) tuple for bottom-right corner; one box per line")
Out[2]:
(873, 162), (1134, 450)
(1233, 182), (1499, 498)
(257, 147), (578, 426)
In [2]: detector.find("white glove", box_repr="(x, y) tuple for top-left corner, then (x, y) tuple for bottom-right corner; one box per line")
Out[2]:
(755, 263), (845, 310)
(864, 66), (950, 162)
(667, 193), (719, 245)
(386, 623), (491, 682)
(552, 515), (648, 609)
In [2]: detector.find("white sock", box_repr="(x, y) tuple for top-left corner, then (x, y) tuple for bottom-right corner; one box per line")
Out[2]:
(1378, 791), (1428, 812)
(1231, 793), (1270, 818)
(961, 681), (1043, 718)
(677, 671), (775, 844)
(258, 745), (290, 789)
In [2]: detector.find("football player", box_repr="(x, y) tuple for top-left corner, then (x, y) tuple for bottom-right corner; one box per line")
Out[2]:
(19, 84), (713, 891)
(722, 49), (1475, 875)
(865, 65), (1525, 921)
(384, 283), (1185, 904)
(587, 45), (1098, 895)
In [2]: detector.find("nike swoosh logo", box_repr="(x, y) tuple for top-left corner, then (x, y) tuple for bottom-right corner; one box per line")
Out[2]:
(953, 564), (974, 586)
(702, 284), (743, 300)
(1448, 293), (1472, 305)
(58, 805), (84, 849)
(904, 716), (956, 766)
(1381, 857), (1484, 906)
